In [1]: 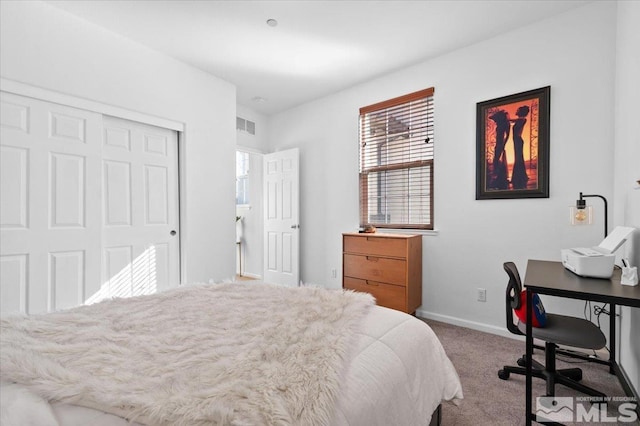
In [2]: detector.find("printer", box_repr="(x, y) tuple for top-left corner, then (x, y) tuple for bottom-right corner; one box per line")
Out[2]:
(561, 226), (635, 279)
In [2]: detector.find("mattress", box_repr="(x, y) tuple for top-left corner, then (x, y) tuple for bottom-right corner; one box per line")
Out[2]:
(1, 305), (462, 426)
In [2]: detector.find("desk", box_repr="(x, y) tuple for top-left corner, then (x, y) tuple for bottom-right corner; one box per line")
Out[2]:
(523, 260), (640, 425)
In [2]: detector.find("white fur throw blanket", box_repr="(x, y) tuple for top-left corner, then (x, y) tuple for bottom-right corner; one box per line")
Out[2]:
(0, 283), (374, 426)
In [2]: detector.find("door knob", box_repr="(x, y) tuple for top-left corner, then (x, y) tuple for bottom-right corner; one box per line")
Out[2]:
(170, 230), (177, 236)
(291, 224), (300, 229)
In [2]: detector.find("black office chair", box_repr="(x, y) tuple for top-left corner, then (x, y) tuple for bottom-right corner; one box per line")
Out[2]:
(498, 262), (606, 397)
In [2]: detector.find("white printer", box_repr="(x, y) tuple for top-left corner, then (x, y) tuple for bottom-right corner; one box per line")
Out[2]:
(561, 226), (635, 279)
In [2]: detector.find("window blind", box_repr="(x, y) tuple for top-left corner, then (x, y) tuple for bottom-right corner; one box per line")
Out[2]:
(359, 88), (434, 230)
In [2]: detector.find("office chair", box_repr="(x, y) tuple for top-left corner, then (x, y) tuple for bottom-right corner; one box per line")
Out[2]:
(498, 262), (606, 397)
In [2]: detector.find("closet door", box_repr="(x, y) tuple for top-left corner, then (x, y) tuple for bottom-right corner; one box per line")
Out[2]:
(0, 92), (180, 316)
(1, 92), (102, 314)
(100, 116), (180, 300)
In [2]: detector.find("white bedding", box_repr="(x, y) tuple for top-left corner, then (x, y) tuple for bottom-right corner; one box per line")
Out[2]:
(333, 306), (463, 425)
(1, 303), (462, 426)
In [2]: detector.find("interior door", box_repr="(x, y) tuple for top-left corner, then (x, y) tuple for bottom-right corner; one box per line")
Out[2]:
(263, 148), (299, 286)
(1, 92), (102, 314)
(98, 116), (180, 302)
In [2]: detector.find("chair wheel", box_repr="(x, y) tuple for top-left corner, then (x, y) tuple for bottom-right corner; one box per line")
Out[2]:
(517, 357), (526, 367)
(498, 369), (510, 380)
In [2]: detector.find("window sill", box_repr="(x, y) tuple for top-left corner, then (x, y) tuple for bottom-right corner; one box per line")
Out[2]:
(376, 229), (439, 237)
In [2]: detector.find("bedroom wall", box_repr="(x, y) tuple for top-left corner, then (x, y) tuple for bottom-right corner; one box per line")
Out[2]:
(0, 0), (237, 284)
(267, 2), (617, 329)
(613, 0), (640, 393)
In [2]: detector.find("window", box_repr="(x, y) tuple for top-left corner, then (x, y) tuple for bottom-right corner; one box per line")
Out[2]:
(236, 151), (250, 205)
(359, 88), (434, 230)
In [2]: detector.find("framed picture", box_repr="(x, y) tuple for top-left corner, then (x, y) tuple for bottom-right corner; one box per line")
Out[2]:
(476, 86), (550, 200)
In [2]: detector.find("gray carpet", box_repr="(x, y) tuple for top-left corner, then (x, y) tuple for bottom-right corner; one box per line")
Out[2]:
(422, 319), (639, 426)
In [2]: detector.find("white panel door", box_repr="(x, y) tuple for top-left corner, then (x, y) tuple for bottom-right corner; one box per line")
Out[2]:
(1, 92), (102, 315)
(0, 93), (180, 316)
(98, 116), (179, 301)
(263, 148), (299, 286)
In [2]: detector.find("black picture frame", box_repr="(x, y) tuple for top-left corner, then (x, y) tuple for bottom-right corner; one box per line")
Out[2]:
(476, 86), (550, 200)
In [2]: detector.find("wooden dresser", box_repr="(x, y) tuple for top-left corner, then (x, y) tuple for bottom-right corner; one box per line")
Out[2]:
(342, 233), (422, 314)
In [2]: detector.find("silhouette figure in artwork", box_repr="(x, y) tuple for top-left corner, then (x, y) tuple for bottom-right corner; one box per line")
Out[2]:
(489, 110), (510, 190)
(510, 105), (530, 189)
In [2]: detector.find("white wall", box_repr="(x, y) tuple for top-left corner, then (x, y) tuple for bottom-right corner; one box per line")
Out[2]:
(267, 0), (640, 392)
(0, 0), (237, 283)
(613, 0), (640, 393)
(236, 105), (269, 152)
(268, 2), (617, 328)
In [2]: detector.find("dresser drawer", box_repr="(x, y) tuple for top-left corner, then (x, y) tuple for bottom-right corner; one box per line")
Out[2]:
(343, 235), (407, 258)
(344, 253), (407, 286)
(344, 277), (406, 312)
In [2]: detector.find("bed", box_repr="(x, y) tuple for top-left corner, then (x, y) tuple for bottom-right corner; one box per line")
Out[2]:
(0, 281), (463, 425)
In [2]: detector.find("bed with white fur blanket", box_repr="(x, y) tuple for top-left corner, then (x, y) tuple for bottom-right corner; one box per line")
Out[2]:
(0, 282), (463, 425)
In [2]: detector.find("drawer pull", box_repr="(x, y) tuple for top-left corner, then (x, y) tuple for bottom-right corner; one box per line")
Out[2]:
(365, 280), (379, 286)
(366, 256), (379, 262)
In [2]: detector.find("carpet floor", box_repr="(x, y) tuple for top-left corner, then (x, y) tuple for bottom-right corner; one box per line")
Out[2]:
(422, 319), (639, 426)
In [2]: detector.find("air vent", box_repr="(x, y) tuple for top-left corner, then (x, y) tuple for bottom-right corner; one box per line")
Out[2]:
(236, 116), (256, 135)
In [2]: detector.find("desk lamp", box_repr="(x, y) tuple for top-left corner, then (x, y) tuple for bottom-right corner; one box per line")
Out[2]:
(570, 192), (608, 239)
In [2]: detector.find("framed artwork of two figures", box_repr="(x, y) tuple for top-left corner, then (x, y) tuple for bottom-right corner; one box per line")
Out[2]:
(476, 86), (550, 200)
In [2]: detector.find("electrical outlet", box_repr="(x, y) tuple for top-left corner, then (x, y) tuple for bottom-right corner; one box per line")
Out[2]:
(331, 269), (337, 279)
(477, 288), (487, 302)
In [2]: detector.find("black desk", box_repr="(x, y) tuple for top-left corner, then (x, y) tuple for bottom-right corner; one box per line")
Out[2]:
(523, 260), (640, 425)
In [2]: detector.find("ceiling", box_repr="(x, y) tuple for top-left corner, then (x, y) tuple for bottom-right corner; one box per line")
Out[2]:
(45, 0), (590, 116)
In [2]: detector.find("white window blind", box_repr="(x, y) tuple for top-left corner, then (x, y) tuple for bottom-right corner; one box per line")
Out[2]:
(359, 88), (434, 230)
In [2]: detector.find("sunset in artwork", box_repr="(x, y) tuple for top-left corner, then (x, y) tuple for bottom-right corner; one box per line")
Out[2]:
(484, 98), (539, 191)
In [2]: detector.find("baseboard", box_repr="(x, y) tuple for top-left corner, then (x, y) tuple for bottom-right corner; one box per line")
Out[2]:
(416, 309), (518, 340)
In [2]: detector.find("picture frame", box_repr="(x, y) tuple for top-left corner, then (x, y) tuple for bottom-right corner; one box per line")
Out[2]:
(475, 86), (550, 200)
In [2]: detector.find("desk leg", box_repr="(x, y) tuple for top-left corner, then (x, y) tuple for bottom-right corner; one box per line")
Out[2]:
(526, 289), (533, 426)
(609, 302), (616, 374)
